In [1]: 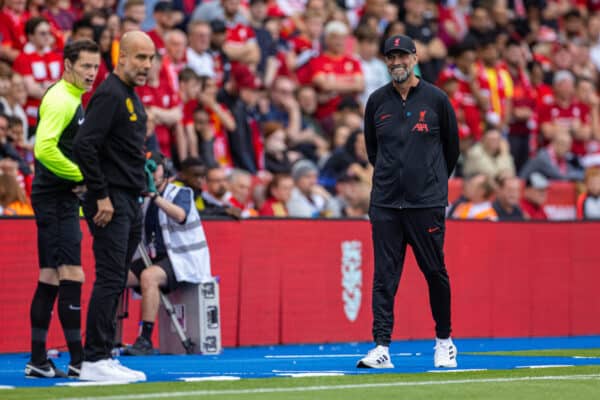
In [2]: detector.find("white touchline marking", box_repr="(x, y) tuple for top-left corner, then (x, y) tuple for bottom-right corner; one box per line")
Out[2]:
(56, 374), (600, 400)
(179, 377), (241, 382)
(516, 365), (574, 369)
(271, 370), (347, 373)
(276, 373), (345, 378)
(265, 353), (414, 359)
(0, 385), (15, 389)
(428, 369), (488, 373)
(56, 382), (131, 387)
(573, 356), (600, 359)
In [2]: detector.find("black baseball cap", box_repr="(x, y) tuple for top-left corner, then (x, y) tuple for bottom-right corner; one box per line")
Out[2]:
(383, 35), (416, 56)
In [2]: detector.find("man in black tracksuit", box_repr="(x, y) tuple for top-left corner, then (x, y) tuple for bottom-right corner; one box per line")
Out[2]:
(73, 31), (155, 382)
(357, 35), (460, 369)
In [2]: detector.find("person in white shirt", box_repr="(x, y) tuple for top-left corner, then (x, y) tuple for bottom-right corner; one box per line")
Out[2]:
(354, 24), (389, 109)
(186, 20), (215, 78)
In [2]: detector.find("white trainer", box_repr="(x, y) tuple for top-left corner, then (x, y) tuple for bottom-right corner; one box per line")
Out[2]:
(434, 337), (458, 368)
(356, 345), (394, 368)
(110, 359), (146, 382)
(79, 359), (140, 382)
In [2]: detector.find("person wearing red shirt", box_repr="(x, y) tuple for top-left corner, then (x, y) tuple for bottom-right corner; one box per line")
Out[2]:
(12, 17), (63, 130)
(183, 72), (236, 168)
(226, 168), (258, 217)
(538, 70), (592, 156)
(303, 21), (364, 133)
(504, 39), (538, 173)
(161, 29), (188, 92)
(521, 172), (549, 220)
(259, 173), (294, 216)
(290, 10), (323, 72)
(222, 0), (260, 67)
(136, 53), (185, 161)
(147, 1), (177, 56)
(438, 39), (486, 141)
(0, 0), (29, 62)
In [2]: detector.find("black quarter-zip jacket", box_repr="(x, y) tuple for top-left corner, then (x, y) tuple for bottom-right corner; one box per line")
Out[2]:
(364, 79), (459, 209)
(73, 73), (147, 200)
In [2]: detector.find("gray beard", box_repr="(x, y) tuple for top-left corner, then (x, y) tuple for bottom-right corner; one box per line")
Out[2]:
(392, 72), (410, 84)
(391, 67), (410, 84)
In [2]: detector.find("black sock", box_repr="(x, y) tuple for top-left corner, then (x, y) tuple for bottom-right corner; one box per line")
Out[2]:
(141, 321), (154, 341)
(58, 280), (83, 366)
(30, 282), (58, 365)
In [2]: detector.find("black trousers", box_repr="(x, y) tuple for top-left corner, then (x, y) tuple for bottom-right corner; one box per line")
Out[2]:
(82, 189), (142, 362)
(369, 206), (452, 346)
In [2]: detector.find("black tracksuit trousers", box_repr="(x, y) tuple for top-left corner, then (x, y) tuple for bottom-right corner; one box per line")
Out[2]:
(82, 189), (142, 362)
(369, 206), (452, 346)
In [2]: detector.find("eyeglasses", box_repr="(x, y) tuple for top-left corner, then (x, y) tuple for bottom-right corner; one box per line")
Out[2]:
(36, 30), (51, 36)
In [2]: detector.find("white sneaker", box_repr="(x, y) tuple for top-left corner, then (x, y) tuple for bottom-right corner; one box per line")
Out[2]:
(110, 359), (146, 382)
(434, 337), (458, 368)
(356, 345), (394, 368)
(79, 359), (140, 382)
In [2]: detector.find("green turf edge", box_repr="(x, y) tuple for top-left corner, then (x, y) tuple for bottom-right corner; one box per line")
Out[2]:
(465, 349), (600, 358)
(3, 365), (600, 400)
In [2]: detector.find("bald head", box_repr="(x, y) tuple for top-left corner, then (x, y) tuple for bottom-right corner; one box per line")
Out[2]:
(116, 31), (155, 87)
(120, 31), (154, 55)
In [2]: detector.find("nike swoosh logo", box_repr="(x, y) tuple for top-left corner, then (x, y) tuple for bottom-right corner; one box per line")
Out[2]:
(69, 305), (81, 310)
(428, 227), (440, 233)
(25, 365), (55, 377)
(78, 118), (85, 125)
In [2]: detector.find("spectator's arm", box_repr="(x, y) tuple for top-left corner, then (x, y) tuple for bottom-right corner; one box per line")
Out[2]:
(223, 41), (260, 65)
(150, 105), (183, 127)
(0, 45), (19, 62)
(208, 103), (236, 132)
(572, 118), (592, 142)
(184, 123), (199, 158)
(427, 37), (447, 59)
(23, 75), (51, 99)
(174, 122), (188, 161)
(279, 96), (302, 142)
(312, 72), (364, 93)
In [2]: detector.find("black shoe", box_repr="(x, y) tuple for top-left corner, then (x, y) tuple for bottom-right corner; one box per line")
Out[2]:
(124, 336), (154, 356)
(67, 363), (81, 378)
(25, 359), (68, 378)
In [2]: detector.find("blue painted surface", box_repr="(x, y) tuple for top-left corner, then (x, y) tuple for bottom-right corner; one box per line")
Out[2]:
(2, 336), (600, 387)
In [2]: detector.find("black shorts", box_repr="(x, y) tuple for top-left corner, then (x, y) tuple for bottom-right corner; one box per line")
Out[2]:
(31, 191), (82, 268)
(129, 254), (179, 294)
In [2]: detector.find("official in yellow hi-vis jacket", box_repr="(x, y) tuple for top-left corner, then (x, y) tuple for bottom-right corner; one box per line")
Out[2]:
(27, 39), (100, 379)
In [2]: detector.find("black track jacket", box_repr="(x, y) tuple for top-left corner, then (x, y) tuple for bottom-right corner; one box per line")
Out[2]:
(73, 74), (147, 200)
(364, 79), (459, 209)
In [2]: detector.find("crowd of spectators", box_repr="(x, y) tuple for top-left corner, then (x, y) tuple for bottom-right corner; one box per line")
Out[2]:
(1, 0), (600, 220)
